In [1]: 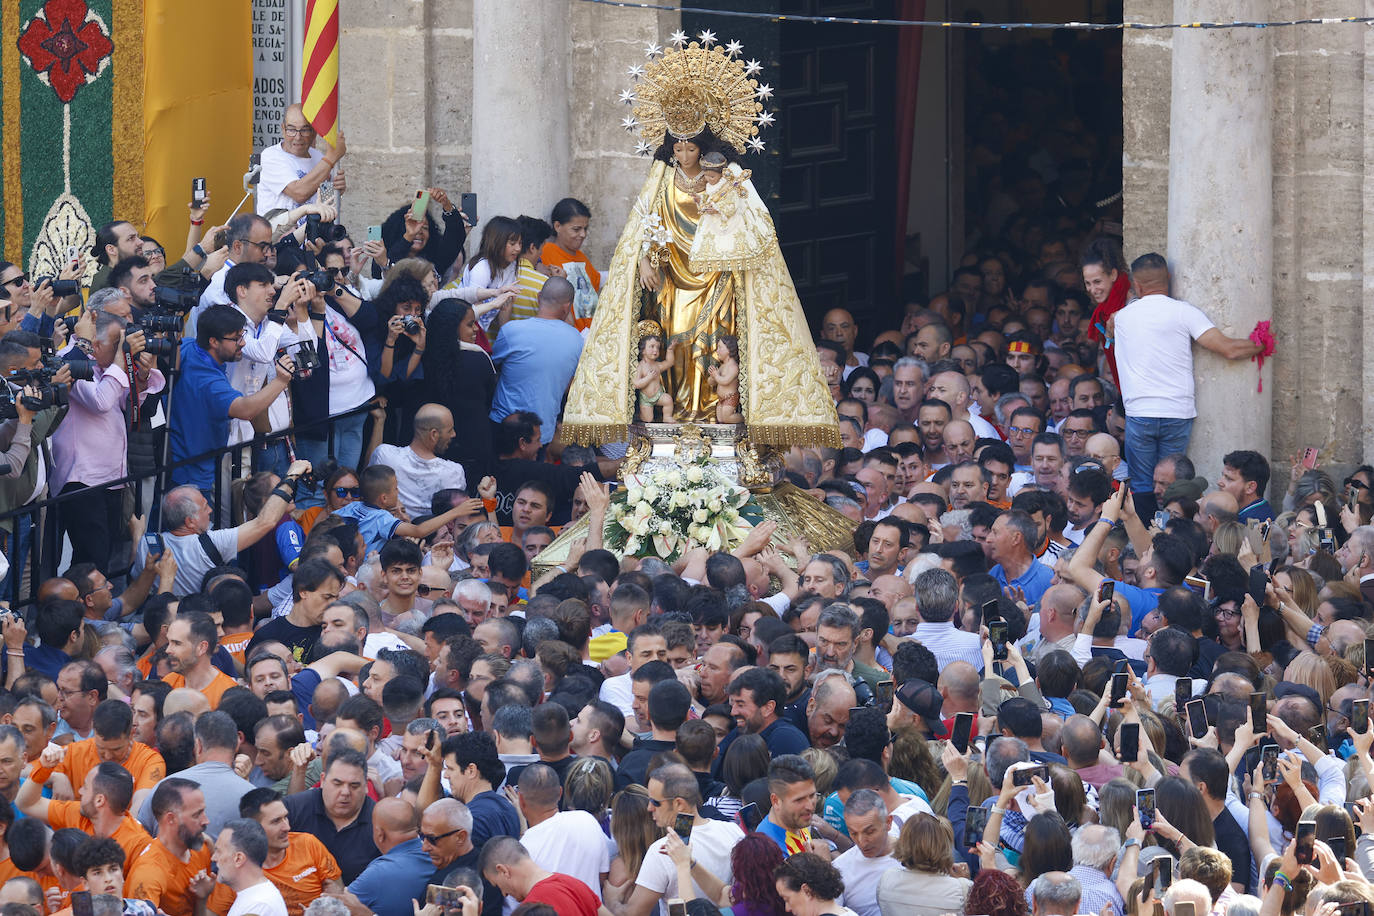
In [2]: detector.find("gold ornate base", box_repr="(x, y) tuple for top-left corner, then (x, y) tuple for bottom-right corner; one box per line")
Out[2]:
(532, 426), (855, 579)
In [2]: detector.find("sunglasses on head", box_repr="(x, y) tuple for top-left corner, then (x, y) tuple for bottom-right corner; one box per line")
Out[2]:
(333, 487), (361, 499)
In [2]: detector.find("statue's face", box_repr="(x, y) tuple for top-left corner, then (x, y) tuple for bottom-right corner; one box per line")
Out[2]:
(673, 139), (702, 169)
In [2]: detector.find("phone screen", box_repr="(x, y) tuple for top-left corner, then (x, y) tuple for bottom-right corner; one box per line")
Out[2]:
(951, 712), (974, 755)
(1153, 510), (1171, 530)
(964, 805), (989, 848)
(1309, 725), (1329, 753)
(1175, 903), (1195, 916)
(1329, 835), (1347, 864)
(674, 812), (694, 842)
(738, 802), (762, 831)
(1118, 722), (1139, 763)
(988, 619), (1009, 661)
(1136, 788), (1155, 829)
(1250, 691), (1267, 731)
(1097, 579), (1115, 603)
(1365, 638), (1374, 677)
(1109, 672), (1128, 708)
(71, 893), (92, 916)
(1156, 855), (1172, 890)
(1185, 699), (1209, 740)
(1174, 678), (1191, 716)
(876, 679), (894, 713)
(1296, 819), (1316, 865)
(1012, 764), (1047, 787)
(1262, 745), (1278, 782)
(1355, 699), (1370, 735)
(667, 901), (687, 916)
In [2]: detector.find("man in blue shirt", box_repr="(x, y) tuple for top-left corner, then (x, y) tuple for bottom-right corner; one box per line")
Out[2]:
(344, 797), (435, 916)
(988, 510), (1055, 607)
(1066, 484), (1195, 637)
(1220, 450), (1274, 523)
(488, 277), (583, 447)
(169, 305), (294, 501)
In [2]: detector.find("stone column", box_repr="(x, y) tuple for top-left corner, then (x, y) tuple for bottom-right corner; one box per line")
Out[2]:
(1166, 0), (1272, 479)
(472, 0), (571, 240)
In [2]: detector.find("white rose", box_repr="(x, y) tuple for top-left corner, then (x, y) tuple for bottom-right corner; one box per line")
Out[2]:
(665, 470), (682, 488)
(658, 519), (672, 534)
(643, 485), (659, 502)
(685, 466), (704, 484)
(708, 499), (722, 512)
(625, 487), (642, 505)
(692, 508), (709, 524)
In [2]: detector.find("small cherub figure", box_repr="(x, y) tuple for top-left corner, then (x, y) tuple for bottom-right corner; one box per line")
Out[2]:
(697, 151), (730, 214)
(709, 334), (742, 424)
(635, 333), (679, 422)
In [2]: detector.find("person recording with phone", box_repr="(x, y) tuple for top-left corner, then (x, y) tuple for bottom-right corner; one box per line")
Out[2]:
(50, 310), (165, 568)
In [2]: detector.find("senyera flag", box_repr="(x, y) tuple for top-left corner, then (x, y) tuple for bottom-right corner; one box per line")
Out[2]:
(301, 0), (339, 145)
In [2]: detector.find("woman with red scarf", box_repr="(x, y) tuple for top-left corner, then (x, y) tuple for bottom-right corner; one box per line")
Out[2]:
(1082, 237), (1131, 388)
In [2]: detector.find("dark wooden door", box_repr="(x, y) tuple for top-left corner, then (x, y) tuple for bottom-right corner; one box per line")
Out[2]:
(683, 1), (898, 336)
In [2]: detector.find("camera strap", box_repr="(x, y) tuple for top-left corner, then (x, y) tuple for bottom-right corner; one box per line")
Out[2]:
(198, 532), (225, 567)
(122, 345), (141, 427)
(321, 311), (367, 368)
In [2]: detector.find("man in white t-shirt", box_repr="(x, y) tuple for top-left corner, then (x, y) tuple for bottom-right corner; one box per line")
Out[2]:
(256, 103), (346, 216)
(1112, 253), (1260, 515)
(369, 403), (468, 518)
(517, 764), (611, 900)
(213, 817), (289, 916)
(832, 790), (900, 916)
(624, 763), (744, 916)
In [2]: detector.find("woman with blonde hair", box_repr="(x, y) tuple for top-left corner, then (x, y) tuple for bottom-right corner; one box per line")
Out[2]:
(378, 256), (439, 300)
(1211, 521), (1248, 558)
(876, 813), (973, 916)
(1273, 565), (1319, 615)
(1284, 651), (1336, 709)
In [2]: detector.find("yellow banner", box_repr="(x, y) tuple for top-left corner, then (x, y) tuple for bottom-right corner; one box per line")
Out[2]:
(142, 0), (252, 255)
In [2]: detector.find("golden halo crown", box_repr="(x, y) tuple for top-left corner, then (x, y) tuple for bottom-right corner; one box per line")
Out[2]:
(636, 319), (665, 340)
(621, 32), (775, 156)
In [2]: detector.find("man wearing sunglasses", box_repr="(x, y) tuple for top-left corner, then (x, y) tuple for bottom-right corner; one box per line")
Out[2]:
(192, 213), (276, 323)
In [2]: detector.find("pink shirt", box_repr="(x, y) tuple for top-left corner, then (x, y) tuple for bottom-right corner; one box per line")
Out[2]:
(51, 358), (165, 491)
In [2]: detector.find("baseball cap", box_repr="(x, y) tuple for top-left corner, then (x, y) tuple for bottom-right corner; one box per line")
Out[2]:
(897, 679), (944, 734)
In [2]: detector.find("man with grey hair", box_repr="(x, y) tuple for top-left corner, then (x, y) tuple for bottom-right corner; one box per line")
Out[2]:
(1162, 879), (1213, 916)
(1030, 872), (1082, 916)
(94, 645), (139, 699)
(1336, 526), (1374, 607)
(912, 568), (983, 672)
(989, 509), (1054, 607)
(891, 356), (928, 423)
(816, 604), (883, 691)
(136, 467), (307, 596)
(86, 286), (133, 318)
(454, 579), (493, 625)
(805, 669), (858, 749)
(800, 554), (849, 601)
(832, 789), (898, 916)
(1069, 824), (1125, 915)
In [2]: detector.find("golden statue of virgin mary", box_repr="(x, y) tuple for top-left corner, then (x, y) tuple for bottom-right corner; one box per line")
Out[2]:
(559, 34), (838, 448)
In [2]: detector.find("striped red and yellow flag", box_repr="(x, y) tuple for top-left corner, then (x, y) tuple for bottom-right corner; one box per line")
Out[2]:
(301, 0), (339, 146)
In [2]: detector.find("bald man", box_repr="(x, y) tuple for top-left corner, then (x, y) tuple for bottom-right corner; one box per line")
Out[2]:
(1198, 491), (1239, 537)
(942, 420), (977, 466)
(164, 687), (211, 719)
(821, 308), (866, 373)
(369, 403), (468, 518)
(257, 102), (346, 215)
(1085, 433), (1128, 484)
(517, 763), (610, 900)
(868, 574), (912, 611)
(937, 663), (979, 732)
(490, 277), (584, 446)
(344, 798), (431, 916)
(927, 370), (999, 440)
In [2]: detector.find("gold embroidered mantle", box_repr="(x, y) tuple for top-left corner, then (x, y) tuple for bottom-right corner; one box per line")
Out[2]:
(559, 160), (839, 448)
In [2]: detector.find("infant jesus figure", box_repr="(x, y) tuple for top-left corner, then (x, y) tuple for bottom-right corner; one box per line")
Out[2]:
(709, 334), (742, 424)
(634, 332), (681, 422)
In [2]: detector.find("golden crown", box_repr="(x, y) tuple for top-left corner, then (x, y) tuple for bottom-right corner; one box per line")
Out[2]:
(620, 30), (776, 156)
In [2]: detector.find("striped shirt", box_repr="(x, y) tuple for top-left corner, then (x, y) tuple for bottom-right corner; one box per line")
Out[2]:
(913, 621), (985, 673)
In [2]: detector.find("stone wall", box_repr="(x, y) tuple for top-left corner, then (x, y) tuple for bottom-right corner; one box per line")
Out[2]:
(1122, 0), (1373, 493)
(339, 0), (677, 275)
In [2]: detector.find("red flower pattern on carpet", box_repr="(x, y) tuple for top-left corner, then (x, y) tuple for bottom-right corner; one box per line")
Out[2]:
(17, 0), (114, 104)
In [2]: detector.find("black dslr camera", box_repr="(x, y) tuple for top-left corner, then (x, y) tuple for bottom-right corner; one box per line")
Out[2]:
(304, 214), (348, 244)
(33, 278), (80, 298)
(137, 284), (198, 358)
(302, 269), (336, 296)
(401, 315), (422, 335)
(1, 355), (96, 415)
(278, 340), (321, 380)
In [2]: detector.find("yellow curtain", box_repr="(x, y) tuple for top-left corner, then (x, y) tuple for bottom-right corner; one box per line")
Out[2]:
(142, 1), (252, 252)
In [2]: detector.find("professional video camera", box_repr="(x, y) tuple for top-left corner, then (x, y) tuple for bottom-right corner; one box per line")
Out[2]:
(304, 214), (348, 245)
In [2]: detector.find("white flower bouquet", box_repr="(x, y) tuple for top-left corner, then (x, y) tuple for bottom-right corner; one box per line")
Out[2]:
(606, 460), (754, 562)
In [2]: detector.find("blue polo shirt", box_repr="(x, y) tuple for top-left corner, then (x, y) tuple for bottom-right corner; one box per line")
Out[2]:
(991, 560), (1055, 608)
(169, 339), (240, 491)
(1238, 498), (1275, 523)
(347, 836), (435, 916)
(1114, 580), (1165, 636)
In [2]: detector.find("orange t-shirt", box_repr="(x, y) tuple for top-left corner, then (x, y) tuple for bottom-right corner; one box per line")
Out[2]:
(160, 668), (238, 709)
(220, 633), (254, 671)
(46, 800), (152, 871)
(298, 506), (327, 535)
(124, 839), (212, 916)
(58, 739), (165, 797)
(207, 832), (341, 916)
(539, 242), (599, 330)
(39, 875), (70, 915)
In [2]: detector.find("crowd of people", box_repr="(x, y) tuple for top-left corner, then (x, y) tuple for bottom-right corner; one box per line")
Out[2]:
(0, 86), (1368, 916)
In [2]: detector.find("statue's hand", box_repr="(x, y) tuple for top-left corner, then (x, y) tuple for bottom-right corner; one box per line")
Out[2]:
(638, 257), (661, 292)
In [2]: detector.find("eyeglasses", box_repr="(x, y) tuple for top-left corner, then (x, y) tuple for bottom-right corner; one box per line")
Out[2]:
(218, 332), (246, 343)
(143, 247), (164, 258)
(1008, 426), (1038, 437)
(1062, 429), (1093, 440)
(2, 275), (28, 289)
(416, 584), (446, 597)
(419, 827), (463, 845)
(333, 487), (361, 499)
(247, 240), (274, 253)
(283, 125), (315, 136)
(1215, 606), (1241, 620)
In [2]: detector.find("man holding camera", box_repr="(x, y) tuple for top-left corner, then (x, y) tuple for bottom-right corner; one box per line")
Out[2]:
(51, 311), (165, 569)
(169, 304), (297, 503)
(223, 263), (312, 473)
(0, 338), (72, 590)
